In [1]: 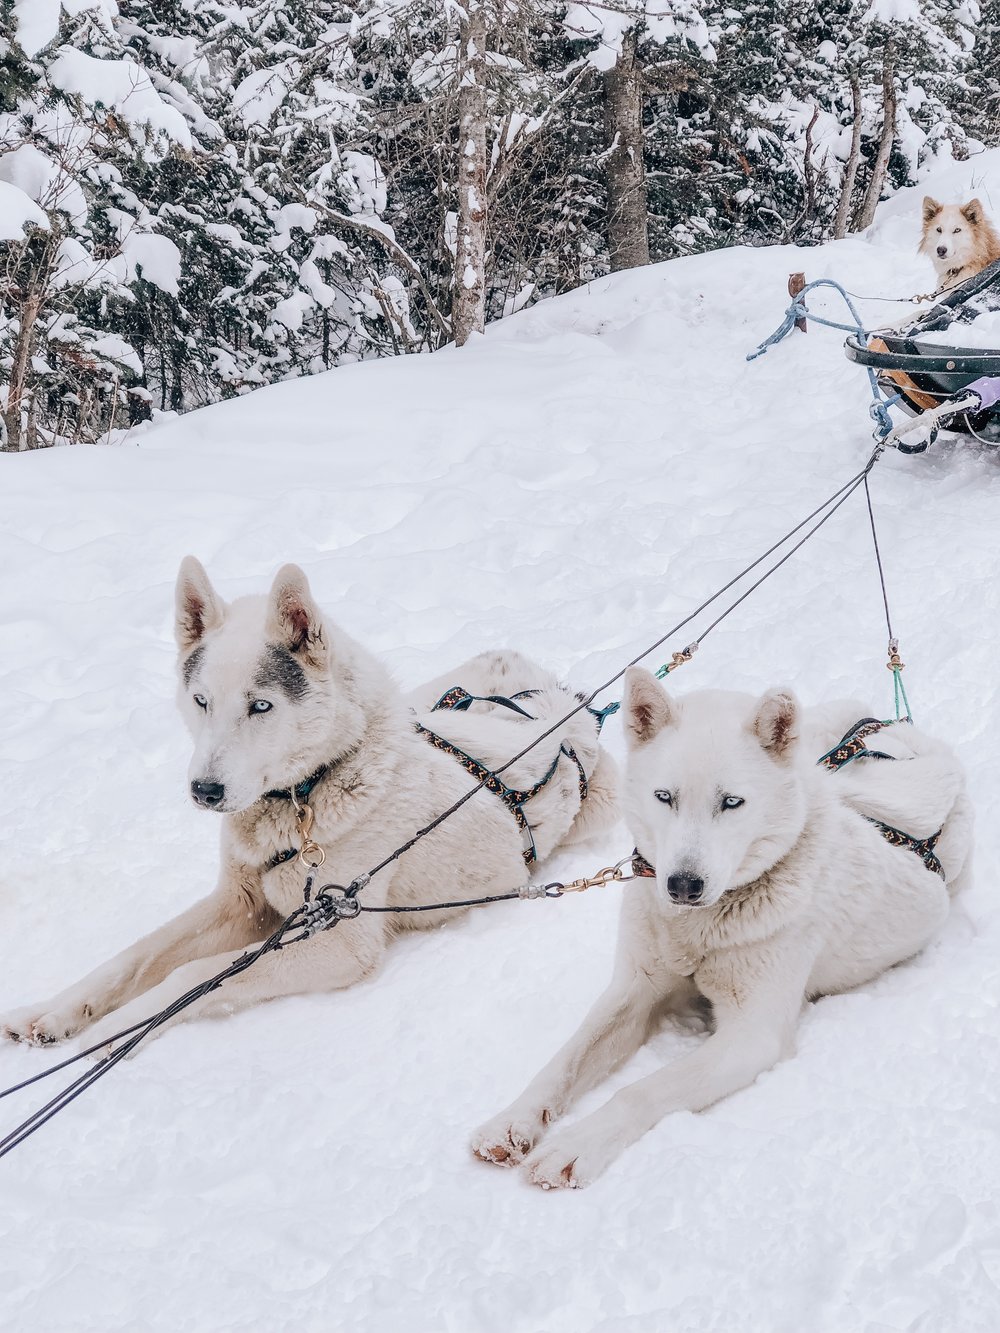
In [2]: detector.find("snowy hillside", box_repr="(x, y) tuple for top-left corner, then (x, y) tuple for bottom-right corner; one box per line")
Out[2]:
(2, 160), (1000, 1332)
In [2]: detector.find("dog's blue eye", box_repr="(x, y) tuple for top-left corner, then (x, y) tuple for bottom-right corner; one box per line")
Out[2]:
(193, 694), (208, 710)
(721, 795), (745, 811)
(654, 790), (673, 806)
(249, 699), (273, 715)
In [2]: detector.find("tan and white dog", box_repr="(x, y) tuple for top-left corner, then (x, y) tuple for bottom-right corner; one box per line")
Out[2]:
(473, 669), (973, 1189)
(920, 196), (1000, 289)
(1, 559), (617, 1051)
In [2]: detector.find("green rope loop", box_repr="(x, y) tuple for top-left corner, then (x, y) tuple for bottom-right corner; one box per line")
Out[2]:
(892, 666), (912, 722)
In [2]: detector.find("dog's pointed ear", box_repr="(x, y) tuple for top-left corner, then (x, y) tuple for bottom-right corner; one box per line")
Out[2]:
(751, 689), (800, 761)
(623, 667), (674, 747)
(961, 198), (983, 225)
(923, 196), (943, 223)
(175, 556), (226, 653)
(266, 564), (327, 670)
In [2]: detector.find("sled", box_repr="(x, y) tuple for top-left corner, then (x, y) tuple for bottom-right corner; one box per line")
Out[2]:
(844, 258), (1000, 446)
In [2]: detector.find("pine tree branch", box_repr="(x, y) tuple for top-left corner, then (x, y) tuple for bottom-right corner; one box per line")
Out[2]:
(295, 192), (451, 339)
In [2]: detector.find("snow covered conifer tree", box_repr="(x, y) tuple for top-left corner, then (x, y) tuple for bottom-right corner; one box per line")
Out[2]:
(352, 0), (587, 339)
(0, 0), (190, 446)
(563, 0), (715, 270)
(0, 0), (994, 446)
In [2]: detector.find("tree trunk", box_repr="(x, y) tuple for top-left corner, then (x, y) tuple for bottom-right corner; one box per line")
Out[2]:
(855, 42), (896, 232)
(833, 70), (862, 240)
(452, 3), (488, 347)
(603, 27), (649, 272)
(2, 283), (42, 452)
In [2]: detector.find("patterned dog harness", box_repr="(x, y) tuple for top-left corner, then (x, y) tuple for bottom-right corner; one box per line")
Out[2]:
(262, 690), (590, 874)
(817, 717), (945, 878)
(416, 686), (590, 866)
(631, 716), (945, 882)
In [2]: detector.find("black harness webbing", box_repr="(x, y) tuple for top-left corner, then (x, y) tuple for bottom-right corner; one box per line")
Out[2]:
(818, 717), (945, 879)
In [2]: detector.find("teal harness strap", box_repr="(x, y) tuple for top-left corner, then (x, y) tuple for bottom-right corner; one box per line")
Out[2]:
(414, 723), (552, 864)
(417, 683), (592, 866)
(588, 701), (620, 731)
(263, 763), (329, 804)
(560, 744), (589, 802)
(818, 717), (945, 880)
(892, 665), (911, 722)
(815, 716), (898, 770)
(431, 685), (538, 719)
(866, 819), (943, 880)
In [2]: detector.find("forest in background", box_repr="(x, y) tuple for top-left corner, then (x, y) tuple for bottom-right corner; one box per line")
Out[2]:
(0, 0), (995, 450)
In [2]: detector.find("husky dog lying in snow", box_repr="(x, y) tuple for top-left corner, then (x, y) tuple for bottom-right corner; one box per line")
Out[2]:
(473, 668), (973, 1189)
(2, 559), (616, 1050)
(920, 197), (1000, 289)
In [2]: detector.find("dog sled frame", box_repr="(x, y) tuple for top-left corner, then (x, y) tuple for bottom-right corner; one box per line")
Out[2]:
(844, 258), (1000, 444)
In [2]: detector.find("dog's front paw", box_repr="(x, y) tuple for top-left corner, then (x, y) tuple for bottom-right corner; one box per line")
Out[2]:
(471, 1107), (548, 1167)
(1, 1003), (88, 1046)
(525, 1125), (618, 1190)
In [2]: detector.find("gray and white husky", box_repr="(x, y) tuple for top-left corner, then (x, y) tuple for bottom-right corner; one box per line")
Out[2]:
(473, 667), (973, 1188)
(2, 558), (617, 1051)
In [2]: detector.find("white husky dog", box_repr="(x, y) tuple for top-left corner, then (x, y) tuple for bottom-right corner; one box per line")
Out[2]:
(919, 196), (1000, 288)
(473, 668), (973, 1188)
(2, 559), (617, 1050)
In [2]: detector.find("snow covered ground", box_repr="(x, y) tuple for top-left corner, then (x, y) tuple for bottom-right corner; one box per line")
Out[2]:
(3, 157), (1000, 1332)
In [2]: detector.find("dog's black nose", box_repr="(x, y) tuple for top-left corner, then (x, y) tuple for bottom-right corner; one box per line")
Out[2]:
(191, 780), (226, 808)
(666, 874), (704, 904)
(936, 245), (948, 258)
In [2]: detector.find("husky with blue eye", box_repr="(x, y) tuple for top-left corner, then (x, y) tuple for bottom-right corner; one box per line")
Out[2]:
(1, 558), (617, 1053)
(473, 667), (972, 1189)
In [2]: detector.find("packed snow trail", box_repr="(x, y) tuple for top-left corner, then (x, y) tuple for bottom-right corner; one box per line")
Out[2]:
(2, 159), (1000, 1332)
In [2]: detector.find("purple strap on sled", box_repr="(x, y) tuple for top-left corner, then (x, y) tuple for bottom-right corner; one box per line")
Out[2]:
(965, 375), (1000, 409)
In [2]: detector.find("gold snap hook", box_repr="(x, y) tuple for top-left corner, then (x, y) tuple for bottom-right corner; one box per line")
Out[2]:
(298, 840), (326, 870)
(293, 802), (325, 868)
(561, 863), (626, 893)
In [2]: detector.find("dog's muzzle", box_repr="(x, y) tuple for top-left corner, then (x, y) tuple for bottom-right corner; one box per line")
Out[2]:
(666, 874), (704, 905)
(191, 780), (226, 809)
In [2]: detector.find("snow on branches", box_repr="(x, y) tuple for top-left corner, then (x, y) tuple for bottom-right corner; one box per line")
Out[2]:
(0, 0), (992, 448)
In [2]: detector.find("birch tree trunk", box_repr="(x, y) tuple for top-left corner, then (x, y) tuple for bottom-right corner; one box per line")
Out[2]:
(856, 42), (897, 231)
(452, 3), (488, 347)
(833, 70), (862, 240)
(603, 27), (649, 272)
(3, 280), (42, 452)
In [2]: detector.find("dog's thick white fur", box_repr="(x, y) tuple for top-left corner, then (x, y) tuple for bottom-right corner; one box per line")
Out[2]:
(2, 559), (617, 1050)
(920, 196), (1000, 288)
(473, 669), (973, 1189)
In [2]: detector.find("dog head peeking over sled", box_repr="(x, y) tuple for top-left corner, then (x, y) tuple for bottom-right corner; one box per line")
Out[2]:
(622, 668), (807, 908)
(920, 197), (1000, 287)
(175, 556), (374, 814)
